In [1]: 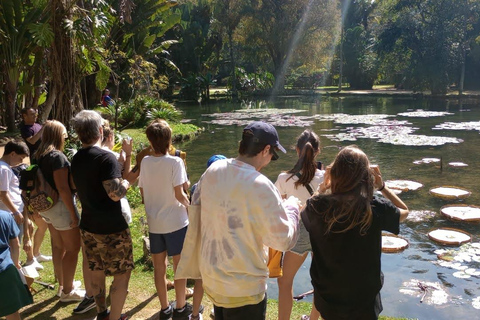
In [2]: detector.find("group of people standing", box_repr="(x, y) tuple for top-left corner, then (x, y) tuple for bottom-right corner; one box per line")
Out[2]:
(0, 106), (409, 320)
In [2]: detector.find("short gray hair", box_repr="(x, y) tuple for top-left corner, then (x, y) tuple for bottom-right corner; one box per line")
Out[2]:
(73, 110), (103, 144)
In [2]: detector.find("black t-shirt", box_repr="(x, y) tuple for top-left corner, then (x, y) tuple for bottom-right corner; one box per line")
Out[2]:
(38, 150), (70, 192)
(302, 195), (400, 320)
(71, 146), (127, 234)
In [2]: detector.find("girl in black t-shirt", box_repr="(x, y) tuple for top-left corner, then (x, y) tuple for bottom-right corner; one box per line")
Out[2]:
(34, 120), (84, 302)
(302, 145), (409, 320)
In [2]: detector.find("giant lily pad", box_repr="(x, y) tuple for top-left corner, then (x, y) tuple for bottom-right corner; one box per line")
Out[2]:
(433, 121), (480, 132)
(385, 180), (423, 192)
(441, 204), (480, 222)
(382, 233), (409, 253)
(428, 228), (471, 246)
(430, 186), (471, 200)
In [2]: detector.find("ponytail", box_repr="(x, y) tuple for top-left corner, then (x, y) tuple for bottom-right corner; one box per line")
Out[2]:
(286, 130), (320, 189)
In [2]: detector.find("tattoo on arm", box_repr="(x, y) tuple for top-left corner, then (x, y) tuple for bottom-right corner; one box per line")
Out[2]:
(102, 178), (128, 201)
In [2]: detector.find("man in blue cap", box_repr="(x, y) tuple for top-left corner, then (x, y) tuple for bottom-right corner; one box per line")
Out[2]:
(190, 121), (300, 320)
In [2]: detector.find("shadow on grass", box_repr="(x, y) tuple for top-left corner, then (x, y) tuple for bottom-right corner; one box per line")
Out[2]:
(128, 293), (157, 319)
(21, 295), (60, 319)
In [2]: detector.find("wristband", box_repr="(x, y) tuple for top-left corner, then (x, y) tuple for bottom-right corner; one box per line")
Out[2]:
(13, 211), (21, 216)
(378, 182), (385, 191)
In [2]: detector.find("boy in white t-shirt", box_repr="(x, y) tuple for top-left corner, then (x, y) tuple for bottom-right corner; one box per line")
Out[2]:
(138, 120), (192, 320)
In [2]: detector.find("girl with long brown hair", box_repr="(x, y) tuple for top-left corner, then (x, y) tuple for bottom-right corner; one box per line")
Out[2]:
(302, 145), (409, 320)
(274, 130), (323, 320)
(34, 120), (84, 302)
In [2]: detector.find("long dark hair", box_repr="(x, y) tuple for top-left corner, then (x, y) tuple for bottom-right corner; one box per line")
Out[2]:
(316, 145), (374, 235)
(286, 130), (320, 188)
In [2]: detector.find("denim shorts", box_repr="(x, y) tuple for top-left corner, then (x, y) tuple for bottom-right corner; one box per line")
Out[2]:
(149, 226), (187, 256)
(40, 199), (79, 231)
(290, 219), (312, 255)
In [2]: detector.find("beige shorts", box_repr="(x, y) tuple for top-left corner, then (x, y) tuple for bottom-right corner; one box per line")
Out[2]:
(40, 199), (79, 231)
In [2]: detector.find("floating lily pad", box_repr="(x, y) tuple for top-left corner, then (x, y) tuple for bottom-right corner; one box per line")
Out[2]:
(399, 279), (449, 305)
(452, 271), (471, 279)
(407, 210), (437, 222)
(397, 109), (454, 118)
(385, 180), (423, 192)
(433, 121), (480, 132)
(382, 233), (409, 253)
(203, 108), (313, 127)
(473, 297), (480, 309)
(448, 162), (468, 167)
(413, 158), (441, 164)
(430, 186), (471, 200)
(428, 228), (471, 246)
(441, 204), (480, 222)
(378, 134), (463, 146)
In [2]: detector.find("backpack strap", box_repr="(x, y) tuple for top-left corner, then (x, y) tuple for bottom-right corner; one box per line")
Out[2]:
(295, 172), (314, 196)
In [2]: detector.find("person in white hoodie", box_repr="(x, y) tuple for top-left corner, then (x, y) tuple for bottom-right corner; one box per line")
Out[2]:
(191, 121), (300, 320)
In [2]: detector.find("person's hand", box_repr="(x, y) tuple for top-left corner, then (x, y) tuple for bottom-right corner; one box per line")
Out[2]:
(13, 211), (23, 225)
(371, 165), (384, 190)
(122, 137), (133, 157)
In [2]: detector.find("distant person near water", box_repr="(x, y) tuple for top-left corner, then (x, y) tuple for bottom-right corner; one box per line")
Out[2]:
(101, 89), (114, 107)
(302, 145), (409, 320)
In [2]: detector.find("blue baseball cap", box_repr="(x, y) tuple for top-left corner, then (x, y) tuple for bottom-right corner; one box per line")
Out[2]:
(207, 154), (227, 168)
(243, 121), (286, 160)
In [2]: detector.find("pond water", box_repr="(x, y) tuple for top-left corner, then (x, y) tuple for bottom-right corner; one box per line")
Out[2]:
(175, 96), (480, 319)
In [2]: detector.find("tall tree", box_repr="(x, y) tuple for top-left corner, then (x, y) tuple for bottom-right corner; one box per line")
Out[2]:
(240, 0), (338, 92)
(0, 0), (52, 131)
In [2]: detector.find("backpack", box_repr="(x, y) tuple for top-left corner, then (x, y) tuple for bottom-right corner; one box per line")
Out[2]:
(19, 164), (59, 213)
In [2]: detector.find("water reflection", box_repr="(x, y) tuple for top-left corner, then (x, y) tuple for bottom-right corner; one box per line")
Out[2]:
(176, 97), (480, 319)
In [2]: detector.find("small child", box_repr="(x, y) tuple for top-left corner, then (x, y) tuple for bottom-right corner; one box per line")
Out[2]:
(0, 141), (43, 271)
(138, 120), (192, 320)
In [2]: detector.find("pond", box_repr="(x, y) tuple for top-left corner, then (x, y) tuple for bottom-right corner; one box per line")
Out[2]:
(175, 96), (480, 319)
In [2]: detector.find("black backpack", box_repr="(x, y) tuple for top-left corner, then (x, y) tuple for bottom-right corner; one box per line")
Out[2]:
(19, 164), (59, 213)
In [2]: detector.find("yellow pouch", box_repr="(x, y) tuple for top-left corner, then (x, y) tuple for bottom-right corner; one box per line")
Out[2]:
(267, 248), (284, 278)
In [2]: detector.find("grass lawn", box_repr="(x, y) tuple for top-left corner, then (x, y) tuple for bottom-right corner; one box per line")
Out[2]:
(12, 204), (415, 320)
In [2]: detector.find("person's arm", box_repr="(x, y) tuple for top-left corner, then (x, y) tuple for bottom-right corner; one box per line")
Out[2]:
(372, 165), (409, 222)
(174, 184), (189, 208)
(102, 178), (130, 202)
(121, 138), (133, 179)
(53, 167), (79, 228)
(24, 125), (43, 145)
(0, 191), (23, 224)
(10, 237), (21, 269)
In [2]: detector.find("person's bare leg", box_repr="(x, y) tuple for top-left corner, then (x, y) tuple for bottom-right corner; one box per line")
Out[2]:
(48, 224), (65, 287)
(152, 251), (169, 309)
(59, 227), (81, 294)
(90, 270), (107, 314)
(192, 279), (204, 317)
(5, 311), (21, 320)
(309, 303), (321, 320)
(277, 251), (308, 320)
(109, 270), (131, 320)
(172, 254), (186, 309)
(32, 213), (48, 257)
(24, 219), (34, 262)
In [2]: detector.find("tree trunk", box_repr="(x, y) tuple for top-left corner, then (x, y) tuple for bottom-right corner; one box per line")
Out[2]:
(228, 31), (237, 98)
(4, 78), (17, 132)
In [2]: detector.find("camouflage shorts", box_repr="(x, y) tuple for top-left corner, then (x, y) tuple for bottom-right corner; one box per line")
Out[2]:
(81, 228), (134, 276)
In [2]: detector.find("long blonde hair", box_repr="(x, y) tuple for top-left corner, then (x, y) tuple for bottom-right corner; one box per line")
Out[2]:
(34, 120), (66, 160)
(316, 145), (374, 235)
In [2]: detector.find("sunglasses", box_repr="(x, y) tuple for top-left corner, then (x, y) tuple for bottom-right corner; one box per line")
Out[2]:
(271, 147), (279, 161)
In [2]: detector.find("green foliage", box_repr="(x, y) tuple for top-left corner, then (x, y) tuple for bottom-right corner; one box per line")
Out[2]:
(233, 67), (274, 91)
(126, 185), (143, 209)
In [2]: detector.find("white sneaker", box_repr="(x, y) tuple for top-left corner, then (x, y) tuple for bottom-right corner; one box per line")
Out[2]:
(189, 314), (203, 320)
(35, 254), (52, 262)
(24, 258), (44, 271)
(57, 280), (82, 297)
(60, 288), (86, 302)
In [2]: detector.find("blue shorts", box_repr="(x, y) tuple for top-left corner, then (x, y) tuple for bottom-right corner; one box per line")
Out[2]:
(149, 226), (187, 256)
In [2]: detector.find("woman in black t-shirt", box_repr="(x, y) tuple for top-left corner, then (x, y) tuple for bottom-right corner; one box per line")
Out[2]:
(302, 145), (409, 320)
(34, 120), (84, 302)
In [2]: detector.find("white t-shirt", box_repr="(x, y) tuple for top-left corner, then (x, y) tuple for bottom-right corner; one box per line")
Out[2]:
(138, 154), (189, 234)
(275, 169), (324, 204)
(0, 161), (23, 213)
(194, 158), (299, 299)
